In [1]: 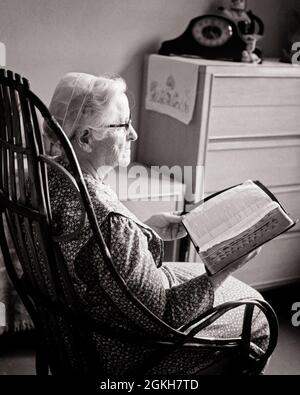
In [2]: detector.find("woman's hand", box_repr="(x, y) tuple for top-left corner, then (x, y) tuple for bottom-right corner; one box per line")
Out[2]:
(145, 212), (187, 241)
(208, 248), (261, 290)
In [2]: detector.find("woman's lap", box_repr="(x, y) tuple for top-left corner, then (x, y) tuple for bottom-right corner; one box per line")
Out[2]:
(163, 261), (270, 351)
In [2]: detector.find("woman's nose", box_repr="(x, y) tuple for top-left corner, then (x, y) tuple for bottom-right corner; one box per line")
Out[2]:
(127, 124), (138, 141)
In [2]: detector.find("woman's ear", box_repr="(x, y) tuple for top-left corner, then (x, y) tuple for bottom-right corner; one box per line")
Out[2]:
(76, 129), (93, 153)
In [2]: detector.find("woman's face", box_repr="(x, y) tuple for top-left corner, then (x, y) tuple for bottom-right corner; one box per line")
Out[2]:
(91, 93), (137, 169)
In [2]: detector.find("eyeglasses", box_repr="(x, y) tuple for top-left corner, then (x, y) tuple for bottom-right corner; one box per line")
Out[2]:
(105, 112), (132, 132)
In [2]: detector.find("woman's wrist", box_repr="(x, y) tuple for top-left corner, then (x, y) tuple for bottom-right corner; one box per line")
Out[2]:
(207, 270), (229, 290)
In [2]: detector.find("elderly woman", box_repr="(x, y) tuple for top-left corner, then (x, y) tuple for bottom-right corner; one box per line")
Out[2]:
(44, 72), (269, 375)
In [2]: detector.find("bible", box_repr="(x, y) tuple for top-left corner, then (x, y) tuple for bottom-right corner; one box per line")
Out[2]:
(182, 180), (297, 276)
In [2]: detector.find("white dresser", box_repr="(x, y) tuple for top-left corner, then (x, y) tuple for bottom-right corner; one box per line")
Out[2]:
(137, 55), (300, 290)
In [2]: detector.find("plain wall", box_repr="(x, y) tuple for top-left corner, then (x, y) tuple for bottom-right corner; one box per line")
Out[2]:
(0, 0), (294, 158)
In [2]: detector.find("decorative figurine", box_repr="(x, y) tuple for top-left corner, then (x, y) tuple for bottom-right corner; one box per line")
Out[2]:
(241, 35), (261, 64)
(219, 0), (252, 24)
(218, 0), (264, 63)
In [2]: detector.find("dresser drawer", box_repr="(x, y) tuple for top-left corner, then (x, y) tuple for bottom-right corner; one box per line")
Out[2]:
(209, 106), (300, 138)
(212, 77), (300, 107)
(205, 140), (300, 192)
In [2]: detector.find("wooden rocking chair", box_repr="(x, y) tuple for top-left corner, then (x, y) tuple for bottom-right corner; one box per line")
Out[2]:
(0, 68), (278, 376)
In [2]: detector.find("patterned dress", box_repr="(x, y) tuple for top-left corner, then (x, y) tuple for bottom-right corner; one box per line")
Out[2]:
(47, 158), (269, 375)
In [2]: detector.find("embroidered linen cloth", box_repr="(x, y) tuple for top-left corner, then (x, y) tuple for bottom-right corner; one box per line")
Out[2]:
(145, 54), (199, 124)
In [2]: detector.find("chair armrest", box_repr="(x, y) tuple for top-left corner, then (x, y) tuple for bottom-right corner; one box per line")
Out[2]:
(181, 299), (276, 334)
(180, 298), (278, 362)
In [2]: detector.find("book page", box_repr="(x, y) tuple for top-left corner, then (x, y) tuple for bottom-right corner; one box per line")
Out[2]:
(182, 180), (273, 250)
(201, 206), (294, 274)
(182, 180), (295, 275)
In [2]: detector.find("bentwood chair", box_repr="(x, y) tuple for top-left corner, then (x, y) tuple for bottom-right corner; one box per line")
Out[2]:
(0, 68), (278, 376)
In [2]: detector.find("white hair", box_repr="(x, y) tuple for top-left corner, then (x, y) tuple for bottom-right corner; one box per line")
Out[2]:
(43, 73), (127, 155)
(74, 74), (127, 140)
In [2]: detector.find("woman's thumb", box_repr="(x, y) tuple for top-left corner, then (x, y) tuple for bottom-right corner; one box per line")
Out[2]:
(163, 213), (183, 223)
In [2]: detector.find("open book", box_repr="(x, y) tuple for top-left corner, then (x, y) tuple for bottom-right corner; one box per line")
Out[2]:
(182, 180), (297, 276)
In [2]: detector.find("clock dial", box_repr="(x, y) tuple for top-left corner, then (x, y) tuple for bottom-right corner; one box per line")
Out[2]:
(192, 17), (233, 47)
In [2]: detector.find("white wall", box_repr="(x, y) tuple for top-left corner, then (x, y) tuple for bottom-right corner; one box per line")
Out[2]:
(0, 0), (294, 158)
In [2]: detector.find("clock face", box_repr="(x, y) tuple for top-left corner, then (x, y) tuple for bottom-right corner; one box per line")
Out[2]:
(192, 17), (233, 47)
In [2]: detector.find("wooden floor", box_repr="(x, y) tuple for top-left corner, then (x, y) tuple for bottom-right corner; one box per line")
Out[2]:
(0, 284), (299, 375)
(0, 331), (36, 375)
